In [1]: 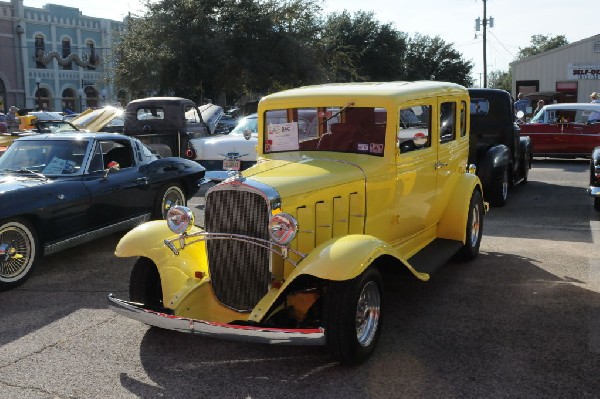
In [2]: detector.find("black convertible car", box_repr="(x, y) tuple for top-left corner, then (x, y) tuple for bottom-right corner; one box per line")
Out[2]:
(0, 133), (205, 290)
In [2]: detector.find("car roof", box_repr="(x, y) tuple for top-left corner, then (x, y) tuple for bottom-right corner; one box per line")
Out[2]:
(15, 132), (133, 142)
(260, 81), (467, 106)
(27, 111), (65, 121)
(541, 103), (600, 111)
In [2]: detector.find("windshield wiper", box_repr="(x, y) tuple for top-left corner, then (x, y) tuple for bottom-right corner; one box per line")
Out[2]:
(4, 168), (48, 179)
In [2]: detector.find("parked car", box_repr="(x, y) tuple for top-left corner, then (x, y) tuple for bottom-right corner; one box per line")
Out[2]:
(0, 133), (205, 290)
(123, 97), (222, 159)
(193, 113), (259, 181)
(519, 103), (600, 158)
(589, 146), (600, 211)
(108, 81), (487, 365)
(468, 88), (533, 206)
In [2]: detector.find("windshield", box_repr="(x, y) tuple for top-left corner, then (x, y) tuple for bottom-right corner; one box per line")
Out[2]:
(263, 107), (387, 156)
(36, 120), (79, 133)
(230, 115), (258, 136)
(0, 139), (90, 176)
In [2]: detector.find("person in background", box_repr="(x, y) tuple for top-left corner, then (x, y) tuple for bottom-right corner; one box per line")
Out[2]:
(533, 100), (545, 117)
(514, 93), (529, 115)
(0, 111), (7, 133)
(6, 106), (20, 133)
(589, 92), (600, 123)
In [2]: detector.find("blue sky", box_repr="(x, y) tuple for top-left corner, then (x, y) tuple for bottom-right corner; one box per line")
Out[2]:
(24, 0), (600, 85)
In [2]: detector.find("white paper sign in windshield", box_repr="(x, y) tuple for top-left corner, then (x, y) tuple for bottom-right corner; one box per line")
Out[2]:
(266, 122), (299, 152)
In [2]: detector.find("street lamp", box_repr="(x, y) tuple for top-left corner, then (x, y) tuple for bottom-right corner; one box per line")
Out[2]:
(77, 88), (85, 112)
(35, 76), (41, 110)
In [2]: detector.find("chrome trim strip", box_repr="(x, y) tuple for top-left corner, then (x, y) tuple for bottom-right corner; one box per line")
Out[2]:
(44, 214), (151, 255)
(164, 232), (307, 267)
(108, 294), (326, 345)
(589, 186), (600, 197)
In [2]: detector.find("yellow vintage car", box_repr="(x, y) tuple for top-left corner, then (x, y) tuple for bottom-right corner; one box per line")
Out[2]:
(108, 81), (486, 365)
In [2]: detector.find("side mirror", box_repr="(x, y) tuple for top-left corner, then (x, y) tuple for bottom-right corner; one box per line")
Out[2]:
(243, 129), (252, 140)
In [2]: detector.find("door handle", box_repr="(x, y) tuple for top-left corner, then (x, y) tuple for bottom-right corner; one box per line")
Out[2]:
(435, 161), (448, 169)
(136, 177), (149, 185)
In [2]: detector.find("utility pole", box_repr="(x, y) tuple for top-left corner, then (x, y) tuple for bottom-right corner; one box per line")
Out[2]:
(475, 0), (494, 88)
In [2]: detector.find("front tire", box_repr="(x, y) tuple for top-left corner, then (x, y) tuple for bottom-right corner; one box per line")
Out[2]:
(154, 183), (186, 219)
(323, 268), (383, 365)
(0, 219), (37, 291)
(455, 190), (484, 261)
(129, 257), (163, 308)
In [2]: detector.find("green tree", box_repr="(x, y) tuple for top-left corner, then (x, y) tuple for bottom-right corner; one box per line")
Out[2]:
(516, 34), (569, 60)
(488, 70), (512, 92)
(403, 34), (473, 86)
(318, 11), (406, 82)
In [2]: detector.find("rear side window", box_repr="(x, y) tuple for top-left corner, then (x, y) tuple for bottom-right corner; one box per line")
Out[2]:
(470, 98), (489, 116)
(137, 107), (165, 120)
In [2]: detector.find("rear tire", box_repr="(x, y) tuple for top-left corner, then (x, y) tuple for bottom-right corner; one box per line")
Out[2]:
(489, 168), (509, 207)
(455, 190), (484, 261)
(0, 219), (37, 291)
(129, 257), (163, 308)
(323, 268), (383, 365)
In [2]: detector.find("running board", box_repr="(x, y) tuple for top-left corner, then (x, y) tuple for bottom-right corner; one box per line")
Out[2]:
(408, 238), (463, 275)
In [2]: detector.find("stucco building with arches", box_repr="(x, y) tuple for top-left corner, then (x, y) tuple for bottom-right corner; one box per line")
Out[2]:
(0, 0), (127, 114)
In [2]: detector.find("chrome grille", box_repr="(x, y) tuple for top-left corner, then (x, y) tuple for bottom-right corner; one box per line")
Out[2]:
(205, 188), (271, 311)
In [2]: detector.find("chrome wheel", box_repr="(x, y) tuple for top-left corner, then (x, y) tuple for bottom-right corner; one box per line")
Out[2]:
(355, 280), (381, 347)
(157, 184), (186, 219)
(0, 220), (36, 288)
(469, 202), (481, 248)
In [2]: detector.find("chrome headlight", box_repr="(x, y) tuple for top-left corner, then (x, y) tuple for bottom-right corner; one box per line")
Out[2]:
(166, 206), (195, 234)
(268, 213), (298, 245)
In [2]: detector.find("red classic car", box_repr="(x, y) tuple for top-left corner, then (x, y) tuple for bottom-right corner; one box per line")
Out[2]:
(519, 103), (600, 158)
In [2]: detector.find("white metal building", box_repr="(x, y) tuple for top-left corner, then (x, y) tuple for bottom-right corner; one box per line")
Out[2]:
(511, 34), (600, 107)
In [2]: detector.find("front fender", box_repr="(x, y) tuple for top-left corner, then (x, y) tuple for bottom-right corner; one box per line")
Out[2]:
(291, 234), (427, 282)
(115, 220), (209, 308)
(247, 234), (427, 323)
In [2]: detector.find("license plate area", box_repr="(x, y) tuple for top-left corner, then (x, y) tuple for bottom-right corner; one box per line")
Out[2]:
(223, 159), (241, 170)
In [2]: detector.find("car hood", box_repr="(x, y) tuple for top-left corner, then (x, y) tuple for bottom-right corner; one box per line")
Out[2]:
(239, 154), (366, 199)
(71, 107), (123, 132)
(0, 174), (48, 192)
(190, 134), (258, 161)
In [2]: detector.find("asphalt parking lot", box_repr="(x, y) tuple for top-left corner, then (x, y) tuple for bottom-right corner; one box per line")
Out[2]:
(0, 159), (599, 398)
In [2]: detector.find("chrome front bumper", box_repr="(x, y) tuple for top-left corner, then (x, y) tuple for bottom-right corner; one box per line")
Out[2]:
(589, 186), (600, 197)
(108, 294), (326, 345)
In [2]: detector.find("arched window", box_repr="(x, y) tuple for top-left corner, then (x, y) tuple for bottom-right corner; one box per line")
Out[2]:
(86, 40), (96, 70)
(84, 86), (98, 108)
(62, 88), (76, 112)
(35, 35), (46, 69)
(61, 37), (72, 70)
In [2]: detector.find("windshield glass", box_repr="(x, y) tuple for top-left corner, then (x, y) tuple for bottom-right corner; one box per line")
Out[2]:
(263, 107), (387, 156)
(230, 115), (258, 136)
(36, 120), (79, 133)
(0, 139), (90, 175)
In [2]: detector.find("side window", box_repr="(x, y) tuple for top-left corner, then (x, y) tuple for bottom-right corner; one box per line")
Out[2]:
(460, 101), (467, 137)
(440, 102), (456, 143)
(398, 105), (431, 153)
(102, 141), (134, 169)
